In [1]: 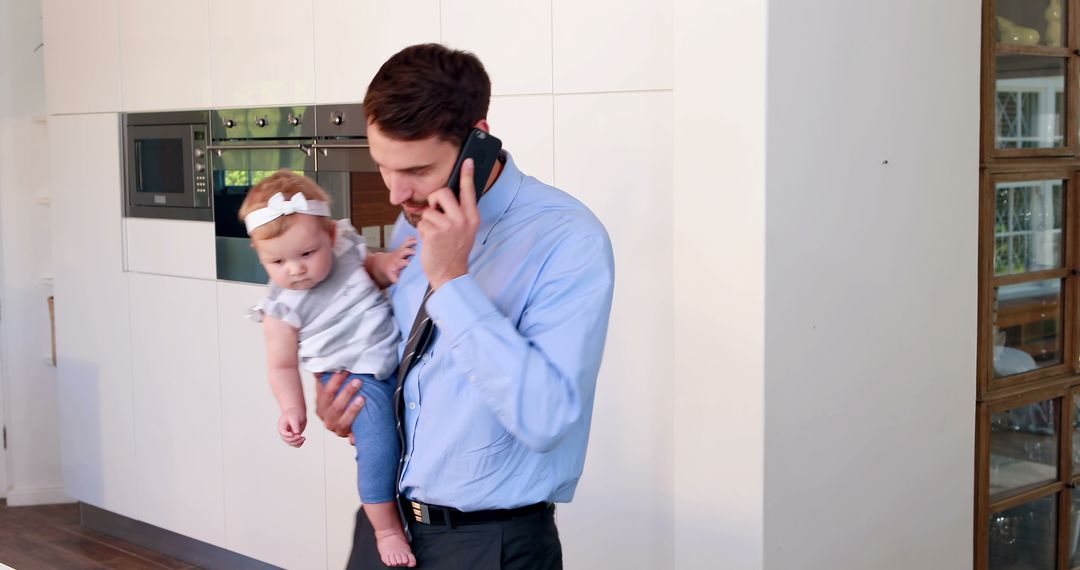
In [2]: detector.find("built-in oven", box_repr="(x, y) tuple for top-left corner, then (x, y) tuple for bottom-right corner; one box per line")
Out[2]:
(211, 106), (325, 283)
(124, 110), (211, 221)
(313, 104), (399, 251)
(209, 104), (401, 284)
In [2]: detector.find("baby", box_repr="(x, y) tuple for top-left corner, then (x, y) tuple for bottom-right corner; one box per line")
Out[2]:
(241, 170), (416, 567)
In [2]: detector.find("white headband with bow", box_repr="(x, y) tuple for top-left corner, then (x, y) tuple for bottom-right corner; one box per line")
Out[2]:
(244, 192), (331, 234)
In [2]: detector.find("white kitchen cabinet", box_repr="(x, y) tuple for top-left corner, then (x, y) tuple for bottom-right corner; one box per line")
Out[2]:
(119, 0), (212, 111)
(129, 274), (226, 547)
(552, 91), (673, 568)
(124, 219), (216, 280)
(48, 114), (137, 518)
(209, 0), (316, 107)
(488, 95), (555, 185)
(325, 432), (363, 569)
(217, 282), (329, 569)
(42, 0), (123, 114)
(442, 0), (552, 95)
(313, 0), (440, 104)
(552, 0), (672, 93)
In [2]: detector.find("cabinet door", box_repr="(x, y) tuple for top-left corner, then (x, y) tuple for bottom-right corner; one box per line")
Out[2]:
(49, 114), (137, 517)
(42, 0), (122, 114)
(441, 0), (552, 95)
(325, 431), (363, 570)
(209, 0), (315, 107)
(313, 0), (440, 104)
(124, 219), (216, 280)
(217, 282), (328, 569)
(551, 0), (672, 93)
(129, 274), (225, 547)
(119, 0), (211, 111)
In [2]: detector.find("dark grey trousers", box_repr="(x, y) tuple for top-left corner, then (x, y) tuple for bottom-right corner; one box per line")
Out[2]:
(345, 505), (563, 569)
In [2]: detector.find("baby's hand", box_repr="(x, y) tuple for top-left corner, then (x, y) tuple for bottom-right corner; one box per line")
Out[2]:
(278, 407), (307, 448)
(367, 238), (417, 288)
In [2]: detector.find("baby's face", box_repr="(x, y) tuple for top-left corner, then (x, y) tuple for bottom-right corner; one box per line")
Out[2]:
(254, 215), (334, 290)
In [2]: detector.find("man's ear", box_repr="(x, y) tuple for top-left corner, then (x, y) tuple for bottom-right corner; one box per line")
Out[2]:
(473, 118), (491, 133)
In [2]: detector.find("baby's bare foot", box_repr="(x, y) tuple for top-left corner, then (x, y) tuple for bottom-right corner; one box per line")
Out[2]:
(375, 529), (416, 568)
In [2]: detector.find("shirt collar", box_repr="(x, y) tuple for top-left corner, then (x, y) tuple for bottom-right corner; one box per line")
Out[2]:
(476, 150), (521, 245)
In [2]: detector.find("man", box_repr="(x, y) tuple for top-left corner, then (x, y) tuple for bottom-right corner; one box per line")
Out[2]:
(316, 43), (615, 569)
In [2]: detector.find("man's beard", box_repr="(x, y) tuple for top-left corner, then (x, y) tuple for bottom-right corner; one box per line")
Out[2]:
(403, 208), (422, 227)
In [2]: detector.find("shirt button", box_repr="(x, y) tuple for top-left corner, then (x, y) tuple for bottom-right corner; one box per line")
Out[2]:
(408, 402), (417, 410)
(404, 454), (411, 462)
(435, 319), (445, 327)
(468, 374), (477, 383)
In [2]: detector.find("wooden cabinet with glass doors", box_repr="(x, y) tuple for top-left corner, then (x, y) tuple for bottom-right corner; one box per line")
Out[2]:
(978, 0), (1080, 568)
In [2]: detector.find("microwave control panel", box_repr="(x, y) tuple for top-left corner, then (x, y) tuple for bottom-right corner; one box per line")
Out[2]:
(193, 126), (209, 208)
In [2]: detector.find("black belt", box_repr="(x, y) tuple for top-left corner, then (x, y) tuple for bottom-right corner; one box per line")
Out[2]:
(402, 498), (551, 526)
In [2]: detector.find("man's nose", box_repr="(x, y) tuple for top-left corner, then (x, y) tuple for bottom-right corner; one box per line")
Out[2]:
(387, 175), (411, 205)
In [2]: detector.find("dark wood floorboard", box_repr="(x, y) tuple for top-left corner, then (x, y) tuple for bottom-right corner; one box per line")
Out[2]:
(0, 500), (198, 570)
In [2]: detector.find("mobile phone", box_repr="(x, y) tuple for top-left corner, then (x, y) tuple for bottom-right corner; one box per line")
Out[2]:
(446, 128), (503, 199)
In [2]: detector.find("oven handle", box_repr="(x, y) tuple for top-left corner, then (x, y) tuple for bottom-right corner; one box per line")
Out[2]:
(207, 143), (313, 156)
(312, 142), (370, 149)
(313, 142), (370, 156)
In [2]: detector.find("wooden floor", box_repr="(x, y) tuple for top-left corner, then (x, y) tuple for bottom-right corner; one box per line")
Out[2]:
(0, 500), (197, 569)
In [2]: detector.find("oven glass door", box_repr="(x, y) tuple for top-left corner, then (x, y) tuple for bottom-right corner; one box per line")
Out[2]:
(316, 143), (400, 251)
(211, 142), (318, 284)
(128, 124), (197, 207)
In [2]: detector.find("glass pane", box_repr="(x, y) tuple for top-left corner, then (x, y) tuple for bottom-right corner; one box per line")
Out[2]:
(994, 180), (1064, 275)
(1070, 486), (1080, 567)
(990, 494), (1058, 570)
(990, 398), (1058, 500)
(996, 0), (1066, 47)
(135, 139), (184, 194)
(993, 280), (1063, 377)
(996, 56), (1066, 149)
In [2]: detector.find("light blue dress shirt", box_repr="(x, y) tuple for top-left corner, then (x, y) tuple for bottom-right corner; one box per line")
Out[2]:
(386, 152), (615, 511)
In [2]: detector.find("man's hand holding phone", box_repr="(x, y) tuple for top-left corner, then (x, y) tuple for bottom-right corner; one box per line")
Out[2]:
(418, 157), (481, 290)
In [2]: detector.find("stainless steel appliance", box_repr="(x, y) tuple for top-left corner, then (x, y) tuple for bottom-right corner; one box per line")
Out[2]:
(211, 105), (395, 284)
(311, 104), (398, 251)
(124, 111), (211, 221)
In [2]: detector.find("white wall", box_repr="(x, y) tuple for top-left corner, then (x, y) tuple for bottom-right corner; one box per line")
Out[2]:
(763, 1), (979, 569)
(673, 0), (766, 568)
(0, 0), (65, 507)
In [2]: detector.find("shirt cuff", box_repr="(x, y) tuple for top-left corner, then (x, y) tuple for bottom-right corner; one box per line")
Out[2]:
(425, 274), (498, 345)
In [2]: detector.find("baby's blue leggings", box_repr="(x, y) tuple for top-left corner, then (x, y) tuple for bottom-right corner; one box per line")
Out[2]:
(320, 372), (399, 504)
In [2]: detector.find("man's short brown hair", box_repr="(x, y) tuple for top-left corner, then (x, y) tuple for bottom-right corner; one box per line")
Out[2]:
(363, 43), (491, 147)
(238, 170), (335, 240)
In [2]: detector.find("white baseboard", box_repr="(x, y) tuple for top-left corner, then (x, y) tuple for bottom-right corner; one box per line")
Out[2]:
(5, 485), (73, 506)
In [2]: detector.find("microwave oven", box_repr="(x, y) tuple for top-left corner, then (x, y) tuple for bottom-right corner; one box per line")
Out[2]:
(123, 110), (212, 221)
